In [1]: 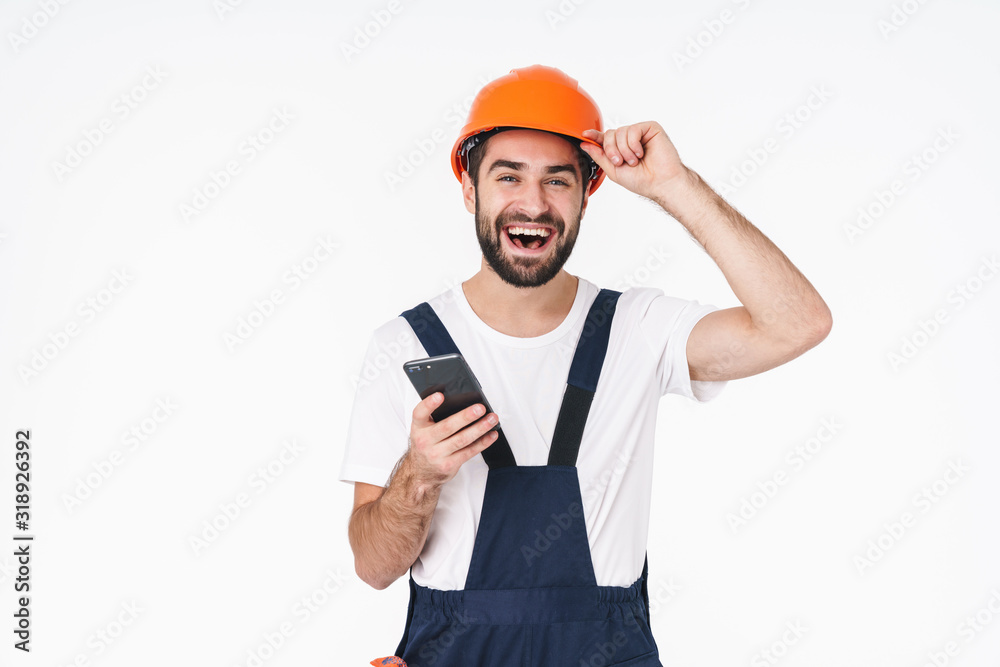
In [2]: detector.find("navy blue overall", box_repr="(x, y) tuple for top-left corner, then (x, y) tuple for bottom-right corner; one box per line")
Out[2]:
(394, 288), (663, 666)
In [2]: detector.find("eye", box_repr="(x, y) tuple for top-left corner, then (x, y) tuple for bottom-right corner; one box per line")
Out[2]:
(547, 179), (569, 186)
(498, 175), (517, 182)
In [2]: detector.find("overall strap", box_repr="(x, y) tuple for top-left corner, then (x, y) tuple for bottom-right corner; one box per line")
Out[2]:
(400, 302), (517, 469)
(547, 288), (621, 466)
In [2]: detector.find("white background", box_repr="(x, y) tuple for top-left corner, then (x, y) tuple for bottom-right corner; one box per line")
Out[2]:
(2, 0), (998, 665)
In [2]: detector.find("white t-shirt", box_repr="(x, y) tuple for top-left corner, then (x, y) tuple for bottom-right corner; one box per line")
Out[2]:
(338, 276), (727, 589)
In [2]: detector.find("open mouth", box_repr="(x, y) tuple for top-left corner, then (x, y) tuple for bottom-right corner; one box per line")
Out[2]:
(502, 224), (556, 252)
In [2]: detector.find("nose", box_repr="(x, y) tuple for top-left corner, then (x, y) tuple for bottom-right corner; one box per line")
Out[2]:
(514, 179), (549, 220)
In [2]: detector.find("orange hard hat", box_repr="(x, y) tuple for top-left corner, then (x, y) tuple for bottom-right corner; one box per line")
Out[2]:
(451, 64), (606, 195)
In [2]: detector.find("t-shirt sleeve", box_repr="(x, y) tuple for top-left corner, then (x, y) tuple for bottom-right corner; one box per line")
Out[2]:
(636, 290), (728, 402)
(337, 323), (421, 487)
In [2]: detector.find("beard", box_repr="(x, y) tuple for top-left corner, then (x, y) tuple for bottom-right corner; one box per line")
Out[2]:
(474, 198), (581, 289)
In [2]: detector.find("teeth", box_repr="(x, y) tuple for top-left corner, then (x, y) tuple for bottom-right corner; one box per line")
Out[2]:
(507, 226), (551, 237)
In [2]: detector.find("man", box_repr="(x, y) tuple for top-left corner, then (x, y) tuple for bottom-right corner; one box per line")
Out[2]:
(341, 65), (831, 666)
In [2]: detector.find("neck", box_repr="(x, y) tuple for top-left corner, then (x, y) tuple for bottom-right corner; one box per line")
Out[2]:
(462, 260), (578, 338)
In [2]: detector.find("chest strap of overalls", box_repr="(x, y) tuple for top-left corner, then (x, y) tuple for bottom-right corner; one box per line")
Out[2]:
(547, 288), (620, 466)
(399, 288), (621, 469)
(399, 302), (517, 469)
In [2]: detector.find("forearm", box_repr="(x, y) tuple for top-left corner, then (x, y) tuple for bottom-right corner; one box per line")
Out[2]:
(652, 168), (831, 341)
(348, 451), (441, 590)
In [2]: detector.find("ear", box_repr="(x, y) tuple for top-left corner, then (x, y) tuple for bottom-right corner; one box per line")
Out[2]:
(580, 186), (590, 220)
(461, 170), (476, 214)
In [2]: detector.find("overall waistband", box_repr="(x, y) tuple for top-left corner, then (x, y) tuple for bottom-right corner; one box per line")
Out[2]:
(410, 574), (647, 625)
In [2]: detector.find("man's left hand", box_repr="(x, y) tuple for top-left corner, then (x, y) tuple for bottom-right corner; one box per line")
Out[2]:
(580, 121), (688, 201)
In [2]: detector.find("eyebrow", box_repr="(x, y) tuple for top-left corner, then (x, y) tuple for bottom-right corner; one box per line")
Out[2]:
(487, 159), (579, 177)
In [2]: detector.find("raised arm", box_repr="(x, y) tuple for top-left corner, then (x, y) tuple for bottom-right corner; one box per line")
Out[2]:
(581, 122), (832, 382)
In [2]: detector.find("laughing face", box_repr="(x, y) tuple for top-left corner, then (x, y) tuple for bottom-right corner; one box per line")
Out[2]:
(464, 129), (589, 289)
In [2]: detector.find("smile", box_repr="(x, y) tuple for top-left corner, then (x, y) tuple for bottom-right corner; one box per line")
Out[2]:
(502, 224), (556, 253)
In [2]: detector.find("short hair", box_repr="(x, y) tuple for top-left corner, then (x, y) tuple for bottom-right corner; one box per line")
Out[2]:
(465, 128), (595, 202)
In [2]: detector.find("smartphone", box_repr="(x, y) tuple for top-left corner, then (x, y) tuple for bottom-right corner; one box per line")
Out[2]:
(402, 353), (498, 432)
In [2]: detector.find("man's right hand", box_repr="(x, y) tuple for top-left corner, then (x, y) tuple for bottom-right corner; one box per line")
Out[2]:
(348, 392), (499, 589)
(406, 392), (499, 488)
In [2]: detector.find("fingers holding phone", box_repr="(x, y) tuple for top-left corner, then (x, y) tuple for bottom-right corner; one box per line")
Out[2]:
(408, 392), (499, 485)
(403, 353), (502, 486)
